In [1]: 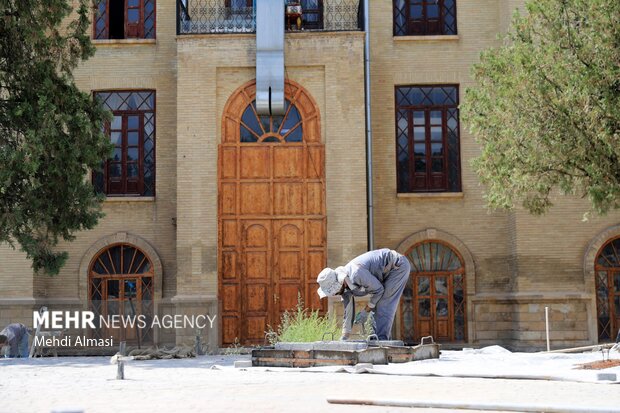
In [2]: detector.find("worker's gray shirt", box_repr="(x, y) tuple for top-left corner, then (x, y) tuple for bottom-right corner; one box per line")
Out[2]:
(1, 323), (28, 356)
(342, 248), (402, 309)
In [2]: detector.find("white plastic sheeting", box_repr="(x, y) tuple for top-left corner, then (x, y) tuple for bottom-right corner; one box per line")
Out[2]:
(251, 345), (620, 384)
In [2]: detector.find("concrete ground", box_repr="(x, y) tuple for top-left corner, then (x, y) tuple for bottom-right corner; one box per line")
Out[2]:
(2, 352), (620, 413)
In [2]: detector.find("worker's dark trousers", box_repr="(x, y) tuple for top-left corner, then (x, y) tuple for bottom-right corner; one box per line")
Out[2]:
(373, 256), (411, 340)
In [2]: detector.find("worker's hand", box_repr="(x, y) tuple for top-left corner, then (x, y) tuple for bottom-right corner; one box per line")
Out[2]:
(354, 309), (369, 325)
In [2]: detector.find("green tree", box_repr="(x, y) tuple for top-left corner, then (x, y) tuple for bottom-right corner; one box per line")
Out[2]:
(462, 0), (620, 215)
(0, 0), (111, 275)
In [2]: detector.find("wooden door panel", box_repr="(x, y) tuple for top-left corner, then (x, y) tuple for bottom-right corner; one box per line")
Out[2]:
(306, 183), (324, 215)
(246, 284), (269, 312)
(306, 251), (325, 281)
(220, 183), (237, 215)
(220, 147), (237, 179)
(417, 319), (432, 338)
(306, 250), (326, 312)
(222, 316), (239, 344)
(273, 146), (304, 178)
(221, 220), (238, 248)
(241, 220), (271, 343)
(244, 223), (269, 247)
(278, 252), (302, 279)
(436, 320), (449, 341)
(245, 252), (268, 279)
(221, 251), (238, 280)
(306, 146), (324, 178)
(273, 183), (304, 215)
(221, 285), (239, 312)
(246, 317), (268, 341)
(307, 220), (325, 248)
(240, 183), (271, 215)
(306, 283), (324, 311)
(240, 147), (271, 179)
(278, 284), (302, 313)
(274, 220), (304, 319)
(276, 223), (303, 248)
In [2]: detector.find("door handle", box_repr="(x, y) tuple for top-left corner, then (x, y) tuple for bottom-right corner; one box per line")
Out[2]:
(273, 293), (278, 303)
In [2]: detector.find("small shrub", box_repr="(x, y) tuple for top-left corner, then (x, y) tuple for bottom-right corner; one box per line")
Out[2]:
(223, 337), (244, 355)
(267, 295), (338, 344)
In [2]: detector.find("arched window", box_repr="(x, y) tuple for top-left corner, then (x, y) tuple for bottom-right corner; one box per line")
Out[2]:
(89, 243), (154, 345)
(240, 99), (303, 143)
(595, 237), (620, 341)
(401, 241), (466, 343)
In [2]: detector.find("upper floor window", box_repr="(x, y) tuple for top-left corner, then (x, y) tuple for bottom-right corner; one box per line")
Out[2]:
(395, 85), (461, 193)
(94, 0), (156, 40)
(93, 91), (156, 197)
(393, 0), (457, 36)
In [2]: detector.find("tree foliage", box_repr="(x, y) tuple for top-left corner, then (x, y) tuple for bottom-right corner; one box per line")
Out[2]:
(0, 0), (111, 275)
(462, 0), (620, 215)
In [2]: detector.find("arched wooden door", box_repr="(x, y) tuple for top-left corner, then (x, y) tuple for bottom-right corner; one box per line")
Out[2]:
(400, 241), (466, 344)
(219, 80), (326, 345)
(89, 243), (154, 345)
(595, 237), (620, 342)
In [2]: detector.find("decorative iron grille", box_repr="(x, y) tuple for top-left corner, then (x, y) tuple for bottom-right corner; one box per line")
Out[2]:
(177, 0), (363, 34)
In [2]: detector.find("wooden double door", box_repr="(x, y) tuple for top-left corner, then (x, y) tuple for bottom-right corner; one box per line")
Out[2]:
(218, 143), (326, 345)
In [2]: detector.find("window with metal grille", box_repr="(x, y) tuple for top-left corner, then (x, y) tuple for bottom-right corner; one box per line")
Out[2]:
(393, 0), (457, 36)
(595, 237), (620, 342)
(395, 85), (460, 193)
(93, 0), (156, 40)
(93, 91), (155, 197)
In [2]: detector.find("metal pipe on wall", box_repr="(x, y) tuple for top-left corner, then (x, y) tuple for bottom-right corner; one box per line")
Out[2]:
(363, 0), (374, 250)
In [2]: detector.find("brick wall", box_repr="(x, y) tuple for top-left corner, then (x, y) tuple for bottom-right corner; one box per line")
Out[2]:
(0, 0), (618, 351)
(369, 0), (620, 348)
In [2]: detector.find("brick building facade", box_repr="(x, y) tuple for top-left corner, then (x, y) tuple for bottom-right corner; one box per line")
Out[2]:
(0, 0), (618, 352)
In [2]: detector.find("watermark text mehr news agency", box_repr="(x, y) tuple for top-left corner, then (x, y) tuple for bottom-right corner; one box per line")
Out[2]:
(34, 311), (217, 330)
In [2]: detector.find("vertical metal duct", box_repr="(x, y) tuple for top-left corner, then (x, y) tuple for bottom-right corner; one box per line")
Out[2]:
(256, 0), (285, 116)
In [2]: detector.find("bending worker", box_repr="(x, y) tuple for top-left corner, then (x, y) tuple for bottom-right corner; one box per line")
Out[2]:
(317, 248), (410, 340)
(0, 323), (31, 358)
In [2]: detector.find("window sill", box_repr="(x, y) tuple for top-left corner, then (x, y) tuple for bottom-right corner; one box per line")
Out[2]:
(397, 192), (463, 199)
(393, 35), (459, 42)
(104, 196), (155, 203)
(93, 39), (157, 46)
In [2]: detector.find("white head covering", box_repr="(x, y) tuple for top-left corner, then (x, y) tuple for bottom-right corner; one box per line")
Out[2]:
(316, 266), (348, 298)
